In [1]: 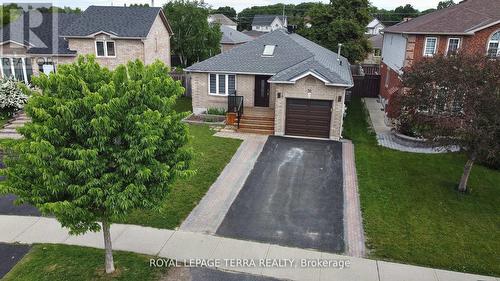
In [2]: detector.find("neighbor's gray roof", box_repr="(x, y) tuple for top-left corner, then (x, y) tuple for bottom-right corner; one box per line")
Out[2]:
(209, 14), (237, 26)
(186, 29), (353, 86)
(252, 15), (287, 26)
(220, 25), (253, 45)
(61, 6), (167, 38)
(368, 34), (383, 49)
(0, 12), (79, 55)
(383, 0), (500, 34)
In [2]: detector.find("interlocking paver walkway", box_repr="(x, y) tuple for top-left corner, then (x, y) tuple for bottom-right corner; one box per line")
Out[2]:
(363, 98), (459, 153)
(180, 132), (268, 233)
(0, 112), (29, 139)
(0, 215), (496, 281)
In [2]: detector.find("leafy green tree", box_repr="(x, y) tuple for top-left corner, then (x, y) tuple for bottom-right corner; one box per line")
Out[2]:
(299, 0), (371, 62)
(0, 3), (21, 26)
(3, 56), (192, 273)
(212, 6), (236, 20)
(392, 54), (500, 191)
(163, 0), (222, 67)
(437, 0), (455, 9)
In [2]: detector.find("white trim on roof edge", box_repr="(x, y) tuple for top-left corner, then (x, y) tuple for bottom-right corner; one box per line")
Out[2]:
(290, 71), (330, 84)
(466, 20), (500, 34)
(183, 69), (276, 76)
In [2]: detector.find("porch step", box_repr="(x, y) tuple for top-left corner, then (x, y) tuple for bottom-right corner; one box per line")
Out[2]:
(240, 115), (274, 122)
(239, 123), (274, 130)
(238, 127), (274, 135)
(239, 119), (274, 126)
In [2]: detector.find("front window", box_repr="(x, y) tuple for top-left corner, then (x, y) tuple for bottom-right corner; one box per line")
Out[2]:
(209, 74), (236, 95)
(424, 37), (437, 56)
(96, 40), (116, 57)
(487, 31), (499, 58)
(0, 57), (31, 84)
(447, 38), (460, 55)
(374, 48), (381, 57)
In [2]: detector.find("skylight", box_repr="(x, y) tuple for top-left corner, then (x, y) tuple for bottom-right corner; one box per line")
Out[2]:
(262, 45), (276, 56)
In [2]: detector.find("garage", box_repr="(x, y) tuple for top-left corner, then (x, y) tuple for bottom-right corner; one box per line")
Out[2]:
(285, 98), (332, 138)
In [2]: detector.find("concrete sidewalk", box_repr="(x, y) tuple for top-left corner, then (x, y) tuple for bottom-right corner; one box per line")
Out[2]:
(0, 215), (496, 281)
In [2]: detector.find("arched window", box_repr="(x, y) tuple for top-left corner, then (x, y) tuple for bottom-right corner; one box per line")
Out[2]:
(487, 31), (500, 58)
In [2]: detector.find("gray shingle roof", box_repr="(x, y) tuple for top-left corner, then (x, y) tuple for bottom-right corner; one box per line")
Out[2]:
(0, 12), (79, 55)
(186, 30), (353, 86)
(209, 14), (237, 26)
(220, 25), (253, 44)
(252, 15), (286, 26)
(61, 6), (163, 38)
(383, 0), (500, 34)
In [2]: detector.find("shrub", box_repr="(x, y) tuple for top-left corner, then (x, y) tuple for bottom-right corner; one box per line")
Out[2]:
(207, 107), (226, 116)
(0, 77), (29, 117)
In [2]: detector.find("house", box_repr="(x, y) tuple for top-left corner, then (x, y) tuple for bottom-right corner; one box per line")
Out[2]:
(208, 14), (237, 30)
(366, 18), (385, 35)
(241, 30), (268, 39)
(0, 6), (172, 84)
(185, 29), (353, 140)
(251, 15), (287, 33)
(363, 34), (383, 64)
(219, 25), (253, 53)
(380, 0), (500, 105)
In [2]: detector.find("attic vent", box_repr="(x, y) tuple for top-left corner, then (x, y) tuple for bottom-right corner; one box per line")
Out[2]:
(262, 45), (276, 56)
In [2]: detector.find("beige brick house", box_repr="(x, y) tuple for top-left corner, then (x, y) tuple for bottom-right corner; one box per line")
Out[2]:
(186, 30), (353, 140)
(0, 6), (172, 83)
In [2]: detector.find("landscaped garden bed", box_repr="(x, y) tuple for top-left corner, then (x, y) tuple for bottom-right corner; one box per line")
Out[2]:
(343, 98), (500, 277)
(182, 113), (225, 125)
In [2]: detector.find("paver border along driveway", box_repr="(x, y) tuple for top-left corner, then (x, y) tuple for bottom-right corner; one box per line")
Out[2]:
(216, 136), (344, 253)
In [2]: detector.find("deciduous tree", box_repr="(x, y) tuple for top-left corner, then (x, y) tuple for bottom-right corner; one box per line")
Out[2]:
(393, 54), (500, 192)
(3, 56), (192, 273)
(163, 0), (222, 67)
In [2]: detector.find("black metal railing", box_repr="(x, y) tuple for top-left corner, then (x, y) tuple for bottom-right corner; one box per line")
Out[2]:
(228, 92), (244, 128)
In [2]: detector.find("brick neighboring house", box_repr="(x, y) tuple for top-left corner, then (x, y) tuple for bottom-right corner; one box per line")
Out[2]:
(0, 6), (172, 84)
(380, 0), (500, 107)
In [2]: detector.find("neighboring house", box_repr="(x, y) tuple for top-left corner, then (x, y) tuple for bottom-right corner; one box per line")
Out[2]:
(220, 25), (253, 53)
(242, 30), (268, 39)
(363, 34), (383, 64)
(366, 18), (385, 35)
(185, 29), (353, 140)
(208, 14), (237, 30)
(380, 0), (500, 105)
(0, 6), (172, 84)
(251, 15), (287, 33)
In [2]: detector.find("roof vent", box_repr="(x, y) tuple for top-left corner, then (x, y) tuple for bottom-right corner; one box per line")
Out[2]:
(262, 45), (276, 56)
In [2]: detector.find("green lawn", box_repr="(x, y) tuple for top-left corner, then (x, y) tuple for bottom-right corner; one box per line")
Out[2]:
(3, 244), (167, 281)
(343, 98), (500, 276)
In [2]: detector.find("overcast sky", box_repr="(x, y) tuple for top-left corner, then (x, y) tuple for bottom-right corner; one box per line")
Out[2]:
(1, 0), (443, 12)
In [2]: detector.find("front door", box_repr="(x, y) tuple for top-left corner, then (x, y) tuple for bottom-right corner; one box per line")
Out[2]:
(254, 75), (270, 107)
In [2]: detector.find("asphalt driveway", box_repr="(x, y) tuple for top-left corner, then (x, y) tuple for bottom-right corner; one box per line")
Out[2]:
(0, 243), (31, 278)
(216, 136), (344, 253)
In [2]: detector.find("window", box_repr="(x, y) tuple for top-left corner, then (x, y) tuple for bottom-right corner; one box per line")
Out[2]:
(446, 38), (460, 55)
(262, 45), (276, 56)
(374, 48), (381, 57)
(424, 37), (437, 56)
(208, 74), (236, 95)
(96, 40), (116, 57)
(487, 31), (500, 58)
(0, 57), (31, 84)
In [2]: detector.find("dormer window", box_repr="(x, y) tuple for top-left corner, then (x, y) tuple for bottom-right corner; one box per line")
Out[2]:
(262, 45), (276, 57)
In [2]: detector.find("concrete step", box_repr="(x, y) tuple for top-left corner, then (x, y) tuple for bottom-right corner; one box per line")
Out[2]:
(0, 128), (18, 134)
(11, 119), (29, 124)
(0, 133), (22, 139)
(4, 123), (25, 128)
(238, 127), (274, 135)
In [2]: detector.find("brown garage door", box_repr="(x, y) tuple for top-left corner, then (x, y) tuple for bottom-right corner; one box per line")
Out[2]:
(285, 98), (332, 138)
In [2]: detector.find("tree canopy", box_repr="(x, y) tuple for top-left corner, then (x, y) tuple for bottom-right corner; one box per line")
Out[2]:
(211, 6), (237, 21)
(298, 0), (371, 63)
(4, 56), (192, 273)
(163, 0), (222, 67)
(391, 54), (500, 191)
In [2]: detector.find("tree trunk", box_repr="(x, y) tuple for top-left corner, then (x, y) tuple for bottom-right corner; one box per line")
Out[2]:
(102, 220), (115, 274)
(458, 155), (475, 192)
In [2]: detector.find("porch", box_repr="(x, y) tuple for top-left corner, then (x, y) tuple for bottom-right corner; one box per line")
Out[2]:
(227, 95), (275, 135)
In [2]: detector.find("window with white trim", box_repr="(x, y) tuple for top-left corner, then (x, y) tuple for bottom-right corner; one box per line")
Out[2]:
(96, 40), (116, 57)
(487, 31), (500, 58)
(446, 38), (460, 55)
(209, 74), (236, 95)
(424, 37), (437, 56)
(0, 57), (32, 84)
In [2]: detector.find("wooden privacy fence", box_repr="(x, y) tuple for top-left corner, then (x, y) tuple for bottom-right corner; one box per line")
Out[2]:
(348, 64), (381, 99)
(169, 72), (192, 97)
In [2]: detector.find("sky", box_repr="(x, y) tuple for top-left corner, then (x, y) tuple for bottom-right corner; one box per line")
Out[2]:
(1, 0), (444, 12)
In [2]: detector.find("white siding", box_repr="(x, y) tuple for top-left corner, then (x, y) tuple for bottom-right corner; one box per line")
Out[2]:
(381, 32), (407, 72)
